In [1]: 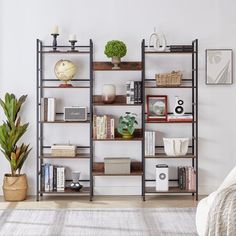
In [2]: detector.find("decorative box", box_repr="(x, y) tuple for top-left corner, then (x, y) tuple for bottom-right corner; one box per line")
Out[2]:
(104, 158), (131, 174)
(156, 164), (169, 191)
(51, 144), (76, 157)
(64, 107), (87, 121)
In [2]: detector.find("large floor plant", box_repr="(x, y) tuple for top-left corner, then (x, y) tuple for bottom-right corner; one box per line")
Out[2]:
(0, 93), (31, 201)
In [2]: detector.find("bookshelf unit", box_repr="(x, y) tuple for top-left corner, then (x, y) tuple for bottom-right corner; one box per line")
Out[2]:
(142, 39), (198, 201)
(91, 61), (144, 200)
(36, 39), (93, 201)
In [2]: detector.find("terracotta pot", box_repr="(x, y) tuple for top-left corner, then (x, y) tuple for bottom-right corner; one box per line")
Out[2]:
(2, 174), (28, 201)
(122, 130), (133, 139)
(111, 56), (121, 69)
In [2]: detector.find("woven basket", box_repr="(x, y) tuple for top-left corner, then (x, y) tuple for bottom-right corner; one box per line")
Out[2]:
(2, 174), (28, 201)
(155, 71), (182, 87)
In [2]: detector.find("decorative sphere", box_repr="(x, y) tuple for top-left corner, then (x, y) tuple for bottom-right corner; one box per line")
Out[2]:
(54, 60), (77, 82)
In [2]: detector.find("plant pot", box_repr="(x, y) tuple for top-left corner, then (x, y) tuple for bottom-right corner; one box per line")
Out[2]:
(111, 56), (121, 69)
(2, 174), (28, 201)
(122, 130), (133, 139)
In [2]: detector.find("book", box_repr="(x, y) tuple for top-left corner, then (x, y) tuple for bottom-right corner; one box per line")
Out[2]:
(167, 114), (193, 122)
(56, 167), (65, 192)
(126, 81), (131, 104)
(47, 98), (56, 122)
(44, 164), (50, 192)
(41, 164), (45, 191)
(53, 166), (57, 191)
(44, 98), (48, 122)
(134, 81), (138, 104)
(130, 81), (135, 104)
(138, 82), (142, 103)
(49, 164), (53, 191)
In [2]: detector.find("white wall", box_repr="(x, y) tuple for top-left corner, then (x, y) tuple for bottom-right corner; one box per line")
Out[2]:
(0, 0), (236, 195)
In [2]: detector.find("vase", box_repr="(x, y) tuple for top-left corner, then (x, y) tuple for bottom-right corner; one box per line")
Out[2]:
(102, 84), (116, 104)
(122, 129), (133, 139)
(2, 174), (28, 201)
(111, 56), (121, 69)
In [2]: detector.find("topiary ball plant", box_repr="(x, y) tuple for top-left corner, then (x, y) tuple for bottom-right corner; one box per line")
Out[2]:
(104, 40), (127, 59)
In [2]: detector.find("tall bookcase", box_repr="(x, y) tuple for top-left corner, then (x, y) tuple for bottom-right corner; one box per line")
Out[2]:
(36, 39), (93, 201)
(142, 39), (198, 201)
(91, 61), (144, 200)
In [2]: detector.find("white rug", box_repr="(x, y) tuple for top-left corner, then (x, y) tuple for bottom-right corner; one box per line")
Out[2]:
(0, 208), (197, 236)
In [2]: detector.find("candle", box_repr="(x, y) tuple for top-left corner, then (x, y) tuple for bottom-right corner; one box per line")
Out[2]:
(52, 25), (59, 34)
(69, 34), (77, 41)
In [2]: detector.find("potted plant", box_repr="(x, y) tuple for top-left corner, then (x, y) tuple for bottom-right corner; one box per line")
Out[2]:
(117, 112), (138, 139)
(0, 93), (31, 201)
(104, 40), (127, 69)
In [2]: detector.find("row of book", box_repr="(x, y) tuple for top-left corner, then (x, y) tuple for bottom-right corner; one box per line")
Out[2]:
(93, 115), (115, 139)
(126, 81), (142, 104)
(41, 97), (56, 122)
(41, 164), (65, 192)
(145, 131), (156, 156)
(170, 45), (193, 52)
(178, 166), (196, 190)
(167, 114), (193, 122)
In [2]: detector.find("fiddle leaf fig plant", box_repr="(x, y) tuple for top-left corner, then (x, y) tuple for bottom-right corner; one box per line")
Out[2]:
(104, 40), (127, 58)
(0, 93), (31, 176)
(118, 112), (138, 136)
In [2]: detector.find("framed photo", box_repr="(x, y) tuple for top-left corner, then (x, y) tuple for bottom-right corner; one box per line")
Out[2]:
(206, 49), (233, 85)
(147, 95), (168, 121)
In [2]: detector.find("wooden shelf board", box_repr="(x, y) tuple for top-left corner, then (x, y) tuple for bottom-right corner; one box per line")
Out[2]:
(145, 154), (196, 159)
(145, 187), (196, 193)
(93, 161), (143, 176)
(39, 187), (90, 194)
(39, 50), (90, 54)
(39, 86), (90, 89)
(40, 120), (90, 124)
(93, 61), (142, 71)
(93, 95), (142, 106)
(39, 153), (91, 159)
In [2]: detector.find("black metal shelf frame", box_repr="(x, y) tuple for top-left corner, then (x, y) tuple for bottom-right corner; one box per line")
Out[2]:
(142, 39), (198, 201)
(36, 39), (94, 201)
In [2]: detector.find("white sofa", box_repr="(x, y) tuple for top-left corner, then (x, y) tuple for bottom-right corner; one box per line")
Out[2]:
(196, 166), (236, 236)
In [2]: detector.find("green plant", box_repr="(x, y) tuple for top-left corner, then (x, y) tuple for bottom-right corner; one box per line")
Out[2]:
(104, 40), (127, 58)
(117, 112), (138, 136)
(0, 93), (31, 176)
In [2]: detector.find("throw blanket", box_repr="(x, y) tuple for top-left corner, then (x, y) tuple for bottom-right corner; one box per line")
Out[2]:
(205, 184), (236, 236)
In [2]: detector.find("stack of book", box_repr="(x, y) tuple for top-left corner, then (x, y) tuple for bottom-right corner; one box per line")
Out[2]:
(51, 144), (76, 157)
(41, 164), (65, 192)
(178, 166), (196, 190)
(125, 81), (142, 104)
(41, 97), (56, 122)
(145, 131), (156, 156)
(170, 45), (193, 52)
(93, 115), (115, 139)
(167, 114), (193, 122)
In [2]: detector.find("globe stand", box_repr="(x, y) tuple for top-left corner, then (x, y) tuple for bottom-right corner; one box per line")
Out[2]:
(59, 82), (73, 88)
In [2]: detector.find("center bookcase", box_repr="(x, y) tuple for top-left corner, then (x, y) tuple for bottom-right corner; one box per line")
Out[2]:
(36, 38), (198, 201)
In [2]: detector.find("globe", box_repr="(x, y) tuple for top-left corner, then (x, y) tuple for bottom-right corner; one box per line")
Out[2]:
(54, 60), (77, 87)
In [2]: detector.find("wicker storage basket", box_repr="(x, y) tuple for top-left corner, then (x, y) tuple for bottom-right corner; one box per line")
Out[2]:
(2, 174), (28, 201)
(155, 71), (182, 87)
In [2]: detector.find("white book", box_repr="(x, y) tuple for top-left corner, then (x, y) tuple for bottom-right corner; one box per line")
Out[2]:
(47, 98), (56, 122)
(110, 118), (115, 139)
(130, 81), (134, 105)
(152, 131), (156, 156)
(149, 132), (153, 156)
(145, 131), (150, 156)
(49, 164), (53, 191)
(126, 81), (131, 104)
(96, 116), (101, 139)
(41, 98), (45, 121)
(56, 167), (65, 192)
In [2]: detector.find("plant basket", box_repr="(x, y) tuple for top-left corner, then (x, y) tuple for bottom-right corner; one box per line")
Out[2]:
(155, 71), (182, 87)
(2, 174), (28, 201)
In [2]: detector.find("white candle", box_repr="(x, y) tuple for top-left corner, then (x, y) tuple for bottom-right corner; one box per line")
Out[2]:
(52, 25), (59, 34)
(69, 34), (77, 41)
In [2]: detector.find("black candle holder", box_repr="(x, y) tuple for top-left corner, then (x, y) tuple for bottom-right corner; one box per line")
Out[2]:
(69, 40), (78, 52)
(51, 33), (59, 51)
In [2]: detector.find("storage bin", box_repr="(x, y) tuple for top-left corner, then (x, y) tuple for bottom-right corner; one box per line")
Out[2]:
(104, 158), (131, 174)
(163, 138), (189, 156)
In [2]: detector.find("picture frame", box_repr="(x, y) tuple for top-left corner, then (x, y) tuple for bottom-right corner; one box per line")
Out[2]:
(206, 49), (233, 85)
(146, 95), (168, 121)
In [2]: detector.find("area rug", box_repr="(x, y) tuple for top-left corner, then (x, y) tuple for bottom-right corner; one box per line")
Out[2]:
(0, 208), (197, 236)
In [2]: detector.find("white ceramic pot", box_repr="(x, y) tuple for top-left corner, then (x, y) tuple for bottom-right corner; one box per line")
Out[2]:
(163, 138), (189, 156)
(102, 84), (116, 104)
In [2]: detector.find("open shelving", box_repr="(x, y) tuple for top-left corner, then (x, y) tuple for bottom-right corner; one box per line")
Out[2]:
(36, 39), (94, 201)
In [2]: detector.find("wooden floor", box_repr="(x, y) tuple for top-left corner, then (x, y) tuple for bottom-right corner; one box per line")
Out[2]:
(0, 195), (205, 209)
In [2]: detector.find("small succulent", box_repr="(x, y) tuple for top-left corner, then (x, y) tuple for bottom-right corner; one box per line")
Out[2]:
(104, 40), (127, 58)
(117, 112), (138, 136)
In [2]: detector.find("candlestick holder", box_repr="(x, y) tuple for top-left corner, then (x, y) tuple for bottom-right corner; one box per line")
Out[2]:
(69, 40), (78, 52)
(51, 33), (59, 51)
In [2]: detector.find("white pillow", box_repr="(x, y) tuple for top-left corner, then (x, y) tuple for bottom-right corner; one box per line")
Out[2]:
(218, 166), (236, 192)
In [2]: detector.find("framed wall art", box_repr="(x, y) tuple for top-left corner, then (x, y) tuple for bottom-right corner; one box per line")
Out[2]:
(206, 49), (233, 85)
(146, 95), (168, 121)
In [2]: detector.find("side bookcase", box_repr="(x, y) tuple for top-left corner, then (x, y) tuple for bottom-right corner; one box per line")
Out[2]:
(36, 39), (93, 201)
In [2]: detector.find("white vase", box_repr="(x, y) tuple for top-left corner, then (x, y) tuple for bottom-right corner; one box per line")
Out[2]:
(111, 56), (121, 69)
(163, 138), (189, 156)
(102, 84), (116, 104)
